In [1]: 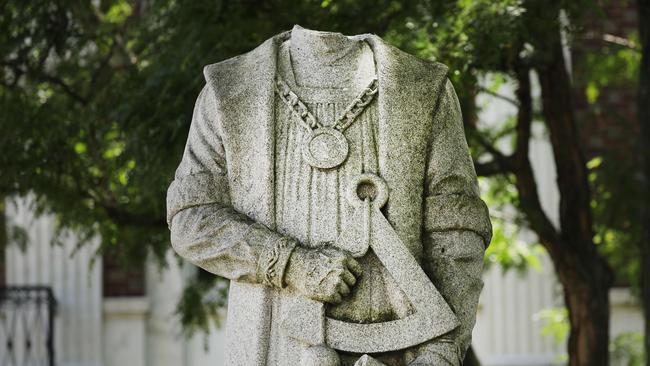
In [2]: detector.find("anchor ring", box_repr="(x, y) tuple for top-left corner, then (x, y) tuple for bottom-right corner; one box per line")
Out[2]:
(346, 173), (389, 209)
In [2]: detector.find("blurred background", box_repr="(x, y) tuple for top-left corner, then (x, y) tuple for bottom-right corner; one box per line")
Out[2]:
(1, 0), (649, 366)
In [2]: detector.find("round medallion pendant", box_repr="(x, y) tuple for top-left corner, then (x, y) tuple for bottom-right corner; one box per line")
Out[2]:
(302, 127), (349, 169)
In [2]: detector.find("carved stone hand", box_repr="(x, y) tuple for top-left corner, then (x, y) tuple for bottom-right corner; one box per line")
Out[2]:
(285, 245), (362, 304)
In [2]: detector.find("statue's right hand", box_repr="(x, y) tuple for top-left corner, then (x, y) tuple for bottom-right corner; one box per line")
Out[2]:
(285, 245), (362, 304)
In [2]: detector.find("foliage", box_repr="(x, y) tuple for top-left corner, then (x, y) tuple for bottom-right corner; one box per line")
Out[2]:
(610, 332), (645, 366)
(483, 221), (544, 274)
(571, 25), (644, 291)
(536, 306), (570, 346)
(176, 268), (229, 337)
(480, 176), (545, 274)
(579, 33), (641, 104)
(535, 308), (646, 366)
(535, 306), (570, 363)
(589, 155), (643, 289)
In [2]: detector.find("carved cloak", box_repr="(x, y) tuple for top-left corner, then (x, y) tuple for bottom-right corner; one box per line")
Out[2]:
(167, 31), (491, 365)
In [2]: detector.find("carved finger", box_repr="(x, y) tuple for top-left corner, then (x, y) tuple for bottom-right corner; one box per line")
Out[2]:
(341, 270), (357, 286)
(327, 292), (343, 304)
(345, 257), (363, 276)
(333, 254), (348, 266)
(337, 281), (350, 296)
(321, 271), (342, 297)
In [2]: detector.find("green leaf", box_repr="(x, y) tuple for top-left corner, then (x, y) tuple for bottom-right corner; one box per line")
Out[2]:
(106, 1), (133, 24)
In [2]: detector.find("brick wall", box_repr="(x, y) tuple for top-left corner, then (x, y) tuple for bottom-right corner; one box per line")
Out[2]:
(573, 0), (639, 158)
(102, 251), (145, 297)
(571, 1), (640, 287)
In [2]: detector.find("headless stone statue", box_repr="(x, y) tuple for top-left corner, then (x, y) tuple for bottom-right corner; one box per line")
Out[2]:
(167, 25), (492, 366)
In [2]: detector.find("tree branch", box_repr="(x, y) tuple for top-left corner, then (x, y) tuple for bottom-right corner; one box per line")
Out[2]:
(477, 86), (520, 107)
(537, 35), (598, 253)
(511, 64), (561, 249)
(77, 181), (166, 230)
(87, 42), (117, 99)
(100, 202), (166, 229)
(474, 159), (509, 177)
(470, 130), (517, 176)
(38, 74), (89, 105)
(474, 132), (508, 160)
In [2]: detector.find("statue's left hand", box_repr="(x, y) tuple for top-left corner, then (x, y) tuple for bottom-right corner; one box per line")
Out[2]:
(285, 245), (362, 303)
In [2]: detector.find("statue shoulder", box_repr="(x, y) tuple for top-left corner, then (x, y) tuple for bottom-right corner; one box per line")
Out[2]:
(365, 35), (449, 90)
(202, 33), (286, 95)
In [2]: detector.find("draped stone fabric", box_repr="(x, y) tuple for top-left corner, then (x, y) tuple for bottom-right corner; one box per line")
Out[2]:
(167, 28), (491, 366)
(273, 40), (412, 326)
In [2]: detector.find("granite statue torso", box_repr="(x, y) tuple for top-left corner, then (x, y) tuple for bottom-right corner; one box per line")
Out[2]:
(167, 25), (492, 366)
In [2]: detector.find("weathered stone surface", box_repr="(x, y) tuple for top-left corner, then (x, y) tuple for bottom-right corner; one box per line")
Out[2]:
(167, 25), (491, 366)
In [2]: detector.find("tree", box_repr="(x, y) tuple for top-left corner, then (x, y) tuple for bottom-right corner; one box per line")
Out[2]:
(636, 0), (650, 363)
(400, 2), (616, 364)
(0, 1), (640, 365)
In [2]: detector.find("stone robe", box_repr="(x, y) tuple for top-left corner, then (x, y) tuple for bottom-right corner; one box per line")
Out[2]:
(167, 31), (492, 366)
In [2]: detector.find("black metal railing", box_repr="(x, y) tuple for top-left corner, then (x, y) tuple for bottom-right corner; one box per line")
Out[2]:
(0, 286), (56, 366)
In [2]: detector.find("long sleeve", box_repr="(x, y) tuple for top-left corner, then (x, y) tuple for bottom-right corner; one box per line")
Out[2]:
(167, 84), (296, 288)
(414, 79), (492, 365)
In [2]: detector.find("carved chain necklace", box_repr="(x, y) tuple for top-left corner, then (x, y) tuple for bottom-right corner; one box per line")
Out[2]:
(275, 77), (379, 170)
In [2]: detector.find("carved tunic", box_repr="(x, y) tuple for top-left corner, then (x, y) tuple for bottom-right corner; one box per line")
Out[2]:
(274, 40), (409, 324)
(274, 41), (378, 248)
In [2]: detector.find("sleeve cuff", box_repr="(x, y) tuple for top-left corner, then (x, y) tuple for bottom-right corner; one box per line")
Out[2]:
(256, 236), (297, 288)
(166, 171), (230, 226)
(424, 194), (492, 247)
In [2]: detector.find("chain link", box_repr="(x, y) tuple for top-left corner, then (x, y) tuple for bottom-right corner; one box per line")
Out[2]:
(275, 77), (378, 133)
(335, 78), (378, 131)
(275, 79), (319, 129)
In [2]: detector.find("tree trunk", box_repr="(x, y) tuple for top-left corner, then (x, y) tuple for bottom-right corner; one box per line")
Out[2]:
(557, 257), (611, 366)
(513, 61), (612, 365)
(534, 25), (612, 366)
(636, 0), (650, 364)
